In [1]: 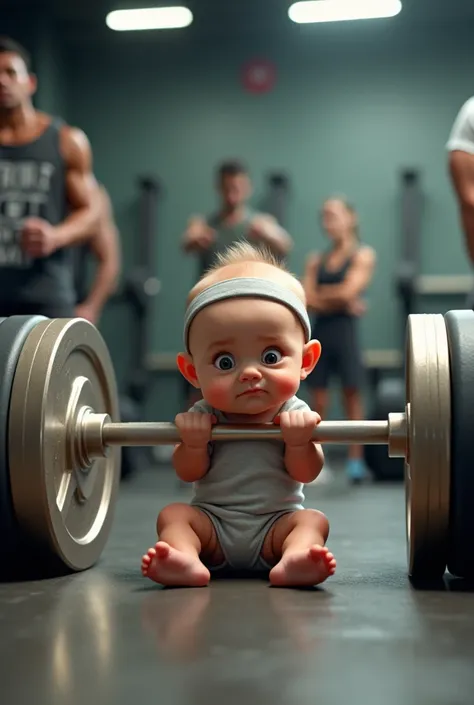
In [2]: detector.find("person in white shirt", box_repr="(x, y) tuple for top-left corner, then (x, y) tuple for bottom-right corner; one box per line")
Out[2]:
(447, 97), (474, 303)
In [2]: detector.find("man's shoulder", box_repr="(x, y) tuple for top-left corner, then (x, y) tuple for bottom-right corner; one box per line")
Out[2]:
(447, 97), (474, 154)
(58, 123), (93, 165)
(454, 97), (474, 129)
(459, 96), (474, 113)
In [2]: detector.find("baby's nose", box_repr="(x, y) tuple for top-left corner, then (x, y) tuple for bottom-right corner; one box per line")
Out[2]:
(239, 365), (263, 382)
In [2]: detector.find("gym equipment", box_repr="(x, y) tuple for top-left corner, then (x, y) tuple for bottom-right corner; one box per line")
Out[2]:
(444, 311), (474, 579)
(404, 313), (450, 579)
(395, 169), (423, 328)
(74, 177), (161, 480)
(124, 176), (161, 406)
(120, 176), (161, 479)
(1, 309), (472, 581)
(363, 378), (405, 481)
(365, 169), (423, 482)
(9, 318), (121, 571)
(0, 315), (47, 559)
(265, 172), (290, 227)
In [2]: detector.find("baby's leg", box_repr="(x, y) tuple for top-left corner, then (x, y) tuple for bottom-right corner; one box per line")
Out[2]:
(261, 509), (336, 587)
(142, 503), (223, 587)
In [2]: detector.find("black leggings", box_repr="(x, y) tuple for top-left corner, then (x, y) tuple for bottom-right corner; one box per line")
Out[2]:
(308, 315), (365, 391)
(0, 302), (75, 319)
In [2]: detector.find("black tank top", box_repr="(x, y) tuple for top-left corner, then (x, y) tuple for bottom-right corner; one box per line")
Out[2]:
(314, 250), (356, 321)
(198, 207), (257, 277)
(0, 118), (75, 307)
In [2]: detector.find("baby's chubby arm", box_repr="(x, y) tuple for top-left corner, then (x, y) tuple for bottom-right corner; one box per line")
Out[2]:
(172, 411), (216, 482)
(275, 410), (325, 483)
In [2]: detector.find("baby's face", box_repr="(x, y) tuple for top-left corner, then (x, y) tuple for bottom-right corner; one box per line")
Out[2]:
(185, 298), (318, 416)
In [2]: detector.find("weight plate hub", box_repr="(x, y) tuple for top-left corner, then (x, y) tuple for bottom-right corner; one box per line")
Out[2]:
(405, 314), (450, 579)
(8, 318), (121, 572)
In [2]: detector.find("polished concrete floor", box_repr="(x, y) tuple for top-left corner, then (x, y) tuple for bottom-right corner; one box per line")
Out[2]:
(1, 466), (474, 705)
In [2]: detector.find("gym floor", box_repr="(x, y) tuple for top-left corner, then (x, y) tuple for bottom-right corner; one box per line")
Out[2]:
(1, 467), (474, 705)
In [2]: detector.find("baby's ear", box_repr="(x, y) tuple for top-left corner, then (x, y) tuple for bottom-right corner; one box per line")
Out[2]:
(300, 340), (321, 380)
(176, 352), (200, 388)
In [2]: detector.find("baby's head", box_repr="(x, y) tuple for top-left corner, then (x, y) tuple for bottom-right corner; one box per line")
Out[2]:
(177, 243), (321, 416)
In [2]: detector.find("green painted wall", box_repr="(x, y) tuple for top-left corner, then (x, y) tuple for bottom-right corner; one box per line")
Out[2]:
(64, 19), (473, 417)
(33, 17), (68, 119)
(4, 15), (474, 418)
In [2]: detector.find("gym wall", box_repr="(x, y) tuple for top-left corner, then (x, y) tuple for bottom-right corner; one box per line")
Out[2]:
(19, 13), (474, 417)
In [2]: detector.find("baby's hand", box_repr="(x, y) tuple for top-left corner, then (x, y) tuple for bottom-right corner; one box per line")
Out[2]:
(175, 412), (217, 449)
(275, 410), (321, 448)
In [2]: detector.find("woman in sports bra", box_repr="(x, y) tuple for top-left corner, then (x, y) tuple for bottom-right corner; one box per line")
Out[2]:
(303, 197), (376, 483)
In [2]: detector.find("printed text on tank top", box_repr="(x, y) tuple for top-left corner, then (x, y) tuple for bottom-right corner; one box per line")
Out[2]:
(0, 116), (75, 307)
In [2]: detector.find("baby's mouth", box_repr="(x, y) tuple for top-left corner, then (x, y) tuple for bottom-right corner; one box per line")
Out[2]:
(238, 387), (266, 397)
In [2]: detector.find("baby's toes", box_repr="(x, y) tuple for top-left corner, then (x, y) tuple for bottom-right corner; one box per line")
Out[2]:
(141, 552), (154, 574)
(309, 545), (327, 562)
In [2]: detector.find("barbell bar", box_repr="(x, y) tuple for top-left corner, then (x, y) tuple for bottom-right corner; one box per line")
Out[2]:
(1, 310), (471, 582)
(82, 416), (404, 450)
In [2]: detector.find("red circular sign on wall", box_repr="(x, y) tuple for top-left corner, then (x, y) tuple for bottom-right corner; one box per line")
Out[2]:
(242, 59), (277, 95)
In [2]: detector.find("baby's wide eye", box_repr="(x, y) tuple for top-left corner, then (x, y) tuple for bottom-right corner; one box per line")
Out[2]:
(214, 353), (235, 371)
(262, 348), (282, 365)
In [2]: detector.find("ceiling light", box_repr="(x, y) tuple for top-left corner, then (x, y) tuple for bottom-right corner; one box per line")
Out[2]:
(106, 6), (193, 31)
(288, 0), (402, 24)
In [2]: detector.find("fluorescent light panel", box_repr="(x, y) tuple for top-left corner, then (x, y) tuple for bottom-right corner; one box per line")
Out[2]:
(289, 0), (402, 23)
(106, 6), (193, 31)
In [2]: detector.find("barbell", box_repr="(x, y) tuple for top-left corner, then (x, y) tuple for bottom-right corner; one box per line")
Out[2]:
(0, 310), (472, 581)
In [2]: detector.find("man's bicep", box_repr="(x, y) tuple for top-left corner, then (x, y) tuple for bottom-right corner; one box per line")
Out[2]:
(61, 126), (97, 209)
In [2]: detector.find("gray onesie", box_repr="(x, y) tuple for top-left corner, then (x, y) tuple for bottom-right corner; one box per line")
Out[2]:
(189, 395), (311, 572)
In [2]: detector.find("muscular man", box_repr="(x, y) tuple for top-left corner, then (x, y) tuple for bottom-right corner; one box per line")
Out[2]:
(0, 36), (99, 318)
(74, 184), (121, 324)
(447, 97), (474, 275)
(182, 159), (293, 276)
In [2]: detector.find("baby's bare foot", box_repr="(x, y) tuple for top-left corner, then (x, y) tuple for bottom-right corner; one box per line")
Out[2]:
(141, 541), (211, 587)
(269, 545), (336, 587)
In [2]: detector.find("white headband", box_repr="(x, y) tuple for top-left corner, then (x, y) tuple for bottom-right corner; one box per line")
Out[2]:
(183, 277), (312, 353)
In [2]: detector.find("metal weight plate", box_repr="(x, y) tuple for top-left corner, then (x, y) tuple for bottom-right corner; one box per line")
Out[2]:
(405, 314), (451, 579)
(8, 318), (121, 571)
(0, 316), (47, 559)
(444, 310), (474, 579)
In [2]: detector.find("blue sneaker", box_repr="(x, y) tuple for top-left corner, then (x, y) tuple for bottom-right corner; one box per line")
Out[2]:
(346, 458), (366, 484)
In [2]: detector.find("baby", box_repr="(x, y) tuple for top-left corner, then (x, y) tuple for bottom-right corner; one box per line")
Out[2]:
(141, 242), (336, 588)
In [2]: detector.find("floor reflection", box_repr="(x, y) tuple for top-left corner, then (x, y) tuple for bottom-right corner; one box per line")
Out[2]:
(140, 582), (337, 704)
